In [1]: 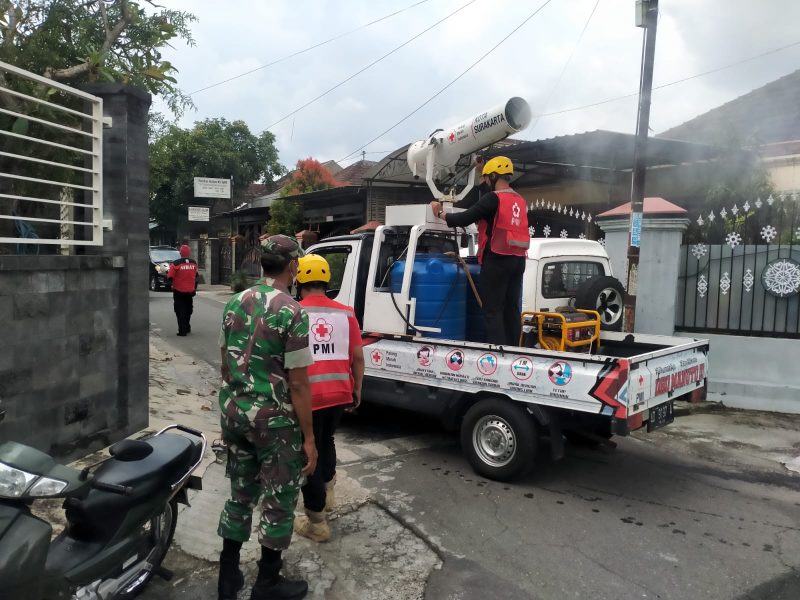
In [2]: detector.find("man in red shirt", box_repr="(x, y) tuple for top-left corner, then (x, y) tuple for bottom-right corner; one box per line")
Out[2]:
(294, 254), (364, 542)
(166, 244), (198, 336)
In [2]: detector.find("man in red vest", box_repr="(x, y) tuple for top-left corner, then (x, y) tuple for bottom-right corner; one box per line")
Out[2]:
(166, 244), (198, 336)
(430, 156), (529, 346)
(294, 254), (364, 542)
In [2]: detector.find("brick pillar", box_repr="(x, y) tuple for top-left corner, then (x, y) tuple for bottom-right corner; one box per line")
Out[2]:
(81, 84), (152, 434)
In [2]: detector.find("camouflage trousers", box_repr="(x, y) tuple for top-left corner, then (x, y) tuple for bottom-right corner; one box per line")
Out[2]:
(217, 407), (304, 551)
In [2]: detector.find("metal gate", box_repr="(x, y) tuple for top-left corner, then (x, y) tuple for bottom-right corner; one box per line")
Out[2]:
(219, 241), (232, 285)
(676, 192), (800, 338)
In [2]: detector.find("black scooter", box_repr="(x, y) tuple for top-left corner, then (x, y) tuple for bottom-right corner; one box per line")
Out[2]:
(0, 416), (206, 599)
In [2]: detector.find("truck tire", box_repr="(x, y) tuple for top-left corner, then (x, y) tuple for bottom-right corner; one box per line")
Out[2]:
(575, 276), (625, 331)
(460, 398), (538, 481)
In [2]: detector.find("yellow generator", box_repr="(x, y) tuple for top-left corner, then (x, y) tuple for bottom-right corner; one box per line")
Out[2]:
(521, 309), (601, 352)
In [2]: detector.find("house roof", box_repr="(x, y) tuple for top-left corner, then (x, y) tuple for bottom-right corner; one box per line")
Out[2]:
(243, 183), (269, 201)
(334, 160), (377, 185)
(658, 70), (800, 146)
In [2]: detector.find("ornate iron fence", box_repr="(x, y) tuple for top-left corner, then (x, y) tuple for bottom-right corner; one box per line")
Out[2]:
(528, 199), (604, 243)
(676, 192), (800, 338)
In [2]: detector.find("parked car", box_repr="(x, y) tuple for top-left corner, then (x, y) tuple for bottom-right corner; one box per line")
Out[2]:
(149, 246), (181, 291)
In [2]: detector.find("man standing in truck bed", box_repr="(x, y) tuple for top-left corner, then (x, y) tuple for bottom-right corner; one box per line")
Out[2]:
(430, 156), (529, 346)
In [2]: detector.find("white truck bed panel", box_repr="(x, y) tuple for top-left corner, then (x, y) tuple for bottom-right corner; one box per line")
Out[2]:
(362, 334), (709, 418)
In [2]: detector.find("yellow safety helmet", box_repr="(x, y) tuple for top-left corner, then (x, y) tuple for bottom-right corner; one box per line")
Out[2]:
(297, 253), (331, 284)
(482, 156), (514, 176)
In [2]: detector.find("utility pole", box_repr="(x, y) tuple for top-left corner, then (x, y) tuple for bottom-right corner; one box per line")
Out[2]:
(624, 0), (659, 332)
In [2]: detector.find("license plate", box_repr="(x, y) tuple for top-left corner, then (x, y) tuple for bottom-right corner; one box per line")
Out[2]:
(647, 401), (674, 432)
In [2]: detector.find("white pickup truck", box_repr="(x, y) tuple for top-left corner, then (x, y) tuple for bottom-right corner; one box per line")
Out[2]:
(307, 205), (708, 481)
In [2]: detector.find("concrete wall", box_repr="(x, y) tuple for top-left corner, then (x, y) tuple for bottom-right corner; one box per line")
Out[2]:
(0, 85), (151, 459)
(676, 332), (800, 414)
(0, 256), (125, 455)
(598, 216), (689, 336)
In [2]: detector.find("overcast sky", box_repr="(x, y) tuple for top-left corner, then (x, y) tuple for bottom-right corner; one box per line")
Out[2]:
(153, 0), (800, 171)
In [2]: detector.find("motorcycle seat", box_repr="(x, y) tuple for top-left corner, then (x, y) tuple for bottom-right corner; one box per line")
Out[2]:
(64, 433), (201, 541)
(94, 433), (199, 490)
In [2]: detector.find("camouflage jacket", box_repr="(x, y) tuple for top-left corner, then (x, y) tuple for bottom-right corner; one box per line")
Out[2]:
(218, 279), (313, 428)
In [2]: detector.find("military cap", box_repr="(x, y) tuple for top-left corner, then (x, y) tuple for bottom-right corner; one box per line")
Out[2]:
(260, 234), (305, 259)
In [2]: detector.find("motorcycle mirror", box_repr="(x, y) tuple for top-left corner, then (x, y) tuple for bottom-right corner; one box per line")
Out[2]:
(110, 439), (153, 462)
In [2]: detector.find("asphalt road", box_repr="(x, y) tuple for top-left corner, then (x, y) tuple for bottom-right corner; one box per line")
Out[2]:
(148, 291), (800, 600)
(149, 289), (228, 368)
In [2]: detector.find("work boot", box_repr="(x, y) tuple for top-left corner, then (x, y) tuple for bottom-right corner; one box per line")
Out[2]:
(293, 509), (331, 543)
(250, 558), (308, 600)
(324, 477), (335, 512)
(217, 553), (245, 600)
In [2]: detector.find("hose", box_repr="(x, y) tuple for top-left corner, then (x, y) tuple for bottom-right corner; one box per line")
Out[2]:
(445, 251), (482, 308)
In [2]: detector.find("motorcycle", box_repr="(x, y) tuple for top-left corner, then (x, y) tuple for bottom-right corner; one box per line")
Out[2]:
(0, 416), (206, 599)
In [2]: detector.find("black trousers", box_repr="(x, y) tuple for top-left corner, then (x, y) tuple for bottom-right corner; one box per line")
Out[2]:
(301, 405), (345, 512)
(173, 291), (194, 334)
(478, 253), (526, 346)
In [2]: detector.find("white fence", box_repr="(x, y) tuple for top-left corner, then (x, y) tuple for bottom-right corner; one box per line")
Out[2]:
(0, 60), (103, 248)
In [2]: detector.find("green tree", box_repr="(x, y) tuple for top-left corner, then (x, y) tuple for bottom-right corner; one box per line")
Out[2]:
(265, 158), (342, 235)
(265, 198), (303, 236)
(0, 0), (196, 116)
(150, 117), (284, 233)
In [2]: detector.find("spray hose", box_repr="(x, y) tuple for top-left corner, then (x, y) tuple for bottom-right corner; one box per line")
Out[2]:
(445, 251), (482, 309)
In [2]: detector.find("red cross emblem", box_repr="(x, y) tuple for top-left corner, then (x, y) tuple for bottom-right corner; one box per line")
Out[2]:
(638, 375), (645, 386)
(312, 318), (332, 342)
(448, 131), (456, 143)
(371, 350), (384, 366)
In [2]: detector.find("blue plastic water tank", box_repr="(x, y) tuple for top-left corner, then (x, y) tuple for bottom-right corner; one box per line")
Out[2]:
(390, 254), (466, 340)
(463, 257), (486, 343)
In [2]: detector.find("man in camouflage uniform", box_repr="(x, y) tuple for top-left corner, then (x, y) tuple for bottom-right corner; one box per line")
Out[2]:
(216, 234), (318, 600)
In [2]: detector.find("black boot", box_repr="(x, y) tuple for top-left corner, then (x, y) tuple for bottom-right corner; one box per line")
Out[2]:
(249, 557), (308, 600)
(218, 541), (245, 600)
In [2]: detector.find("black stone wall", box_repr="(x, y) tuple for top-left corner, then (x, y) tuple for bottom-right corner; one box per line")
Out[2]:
(0, 86), (151, 459)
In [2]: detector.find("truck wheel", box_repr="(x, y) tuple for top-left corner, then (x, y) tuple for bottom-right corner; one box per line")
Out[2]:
(575, 276), (625, 331)
(461, 398), (537, 481)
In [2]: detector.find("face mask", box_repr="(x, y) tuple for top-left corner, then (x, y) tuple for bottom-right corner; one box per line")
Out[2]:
(478, 182), (491, 194)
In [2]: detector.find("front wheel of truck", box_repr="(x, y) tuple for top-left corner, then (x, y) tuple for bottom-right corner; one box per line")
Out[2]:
(461, 398), (538, 481)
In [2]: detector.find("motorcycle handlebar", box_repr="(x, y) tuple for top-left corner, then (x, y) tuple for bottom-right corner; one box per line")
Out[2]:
(92, 480), (133, 496)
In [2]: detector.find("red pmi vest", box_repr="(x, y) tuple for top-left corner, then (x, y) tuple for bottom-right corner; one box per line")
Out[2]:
(477, 189), (530, 264)
(167, 258), (198, 292)
(301, 296), (360, 411)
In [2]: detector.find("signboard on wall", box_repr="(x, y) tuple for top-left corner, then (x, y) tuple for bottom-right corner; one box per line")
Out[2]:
(188, 206), (210, 222)
(193, 177), (231, 198)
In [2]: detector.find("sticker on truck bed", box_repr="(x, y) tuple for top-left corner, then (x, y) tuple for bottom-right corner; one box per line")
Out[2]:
(641, 349), (708, 403)
(362, 337), (633, 417)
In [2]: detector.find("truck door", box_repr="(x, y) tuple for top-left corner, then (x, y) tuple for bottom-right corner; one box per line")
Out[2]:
(306, 241), (361, 319)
